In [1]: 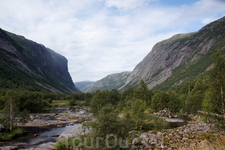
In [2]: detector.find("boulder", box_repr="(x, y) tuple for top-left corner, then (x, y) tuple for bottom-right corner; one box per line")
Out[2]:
(57, 124), (91, 141)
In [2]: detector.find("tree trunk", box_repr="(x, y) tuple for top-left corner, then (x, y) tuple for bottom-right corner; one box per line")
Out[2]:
(9, 97), (13, 131)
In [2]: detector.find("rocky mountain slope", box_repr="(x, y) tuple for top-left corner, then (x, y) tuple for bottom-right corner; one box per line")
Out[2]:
(0, 28), (80, 94)
(74, 81), (95, 90)
(82, 16), (225, 92)
(81, 71), (131, 92)
(119, 16), (225, 90)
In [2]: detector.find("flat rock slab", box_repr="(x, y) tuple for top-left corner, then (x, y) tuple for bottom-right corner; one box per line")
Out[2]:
(22, 142), (56, 150)
(0, 146), (20, 150)
(57, 124), (91, 142)
(17, 113), (93, 128)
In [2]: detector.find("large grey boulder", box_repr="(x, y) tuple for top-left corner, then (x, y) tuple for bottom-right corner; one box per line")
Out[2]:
(57, 124), (91, 142)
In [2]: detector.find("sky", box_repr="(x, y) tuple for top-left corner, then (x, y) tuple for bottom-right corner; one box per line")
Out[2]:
(0, 0), (225, 82)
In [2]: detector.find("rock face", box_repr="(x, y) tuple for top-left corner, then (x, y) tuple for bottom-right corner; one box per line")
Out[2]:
(81, 71), (131, 92)
(120, 16), (225, 90)
(0, 28), (80, 94)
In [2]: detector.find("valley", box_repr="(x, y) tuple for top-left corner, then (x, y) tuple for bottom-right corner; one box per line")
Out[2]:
(0, 14), (225, 150)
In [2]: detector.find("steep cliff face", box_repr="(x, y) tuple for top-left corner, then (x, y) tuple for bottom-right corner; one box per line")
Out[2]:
(120, 16), (225, 90)
(81, 71), (131, 92)
(0, 28), (80, 94)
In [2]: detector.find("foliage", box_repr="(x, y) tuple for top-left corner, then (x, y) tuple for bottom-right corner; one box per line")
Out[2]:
(0, 128), (23, 141)
(203, 49), (225, 129)
(131, 98), (146, 130)
(151, 115), (168, 131)
(151, 91), (170, 111)
(89, 90), (120, 114)
(50, 105), (57, 113)
(88, 104), (134, 149)
(68, 100), (76, 106)
(167, 90), (181, 113)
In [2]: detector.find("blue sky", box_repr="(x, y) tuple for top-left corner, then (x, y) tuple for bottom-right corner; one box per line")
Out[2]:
(0, 0), (225, 82)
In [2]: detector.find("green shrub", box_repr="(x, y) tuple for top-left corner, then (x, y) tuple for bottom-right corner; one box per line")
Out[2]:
(69, 116), (80, 119)
(55, 141), (66, 150)
(0, 128), (23, 141)
(82, 121), (94, 127)
(55, 138), (83, 150)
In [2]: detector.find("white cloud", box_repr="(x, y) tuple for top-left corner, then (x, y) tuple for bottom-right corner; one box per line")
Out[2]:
(0, 0), (225, 82)
(104, 0), (157, 9)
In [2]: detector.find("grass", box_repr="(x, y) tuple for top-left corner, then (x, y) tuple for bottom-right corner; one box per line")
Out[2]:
(50, 100), (69, 106)
(0, 128), (24, 141)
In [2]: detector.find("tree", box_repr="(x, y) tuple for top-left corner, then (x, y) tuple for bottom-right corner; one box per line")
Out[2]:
(167, 90), (181, 113)
(135, 80), (154, 106)
(0, 90), (29, 130)
(184, 78), (208, 114)
(89, 104), (133, 149)
(1, 90), (19, 130)
(151, 91), (169, 111)
(107, 89), (120, 106)
(89, 90), (109, 114)
(69, 99), (76, 106)
(203, 49), (225, 128)
(132, 98), (146, 130)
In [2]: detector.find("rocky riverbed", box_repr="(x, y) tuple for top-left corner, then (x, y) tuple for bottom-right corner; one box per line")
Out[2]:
(130, 120), (220, 149)
(18, 112), (93, 128)
(28, 120), (221, 150)
(0, 112), (93, 150)
(0, 111), (222, 150)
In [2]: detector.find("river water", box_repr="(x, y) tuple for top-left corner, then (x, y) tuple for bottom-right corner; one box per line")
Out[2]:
(23, 123), (79, 149)
(21, 107), (84, 149)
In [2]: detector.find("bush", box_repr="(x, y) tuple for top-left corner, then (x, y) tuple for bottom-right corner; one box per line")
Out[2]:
(0, 128), (23, 141)
(55, 138), (83, 150)
(55, 141), (66, 150)
(69, 100), (76, 106)
(150, 115), (168, 131)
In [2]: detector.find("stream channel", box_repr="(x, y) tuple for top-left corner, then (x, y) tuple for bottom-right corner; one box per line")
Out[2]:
(20, 107), (83, 149)
(23, 123), (78, 149)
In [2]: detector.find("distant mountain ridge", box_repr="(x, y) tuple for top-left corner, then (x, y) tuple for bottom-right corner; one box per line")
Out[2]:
(81, 71), (131, 92)
(0, 28), (80, 94)
(74, 81), (95, 90)
(82, 16), (225, 92)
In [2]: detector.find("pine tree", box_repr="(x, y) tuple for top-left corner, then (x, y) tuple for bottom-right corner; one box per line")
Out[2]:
(203, 49), (225, 128)
(0, 90), (19, 130)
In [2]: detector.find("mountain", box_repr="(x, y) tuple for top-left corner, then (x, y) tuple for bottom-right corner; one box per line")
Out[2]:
(81, 71), (131, 93)
(82, 16), (225, 92)
(74, 81), (95, 90)
(0, 28), (80, 94)
(120, 16), (225, 90)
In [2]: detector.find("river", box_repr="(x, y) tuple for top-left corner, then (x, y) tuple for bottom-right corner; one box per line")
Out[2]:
(22, 123), (79, 149)
(21, 107), (85, 149)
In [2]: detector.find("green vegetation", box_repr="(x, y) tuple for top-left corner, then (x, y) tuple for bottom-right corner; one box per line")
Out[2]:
(0, 128), (23, 141)
(1, 31), (225, 148)
(203, 49), (225, 129)
(0, 47), (220, 148)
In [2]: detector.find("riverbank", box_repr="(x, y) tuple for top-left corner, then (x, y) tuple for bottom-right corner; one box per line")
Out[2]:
(0, 126), (53, 149)
(36, 120), (222, 150)
(18, 112), (93, 128)
(0, 111), (93, 150)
